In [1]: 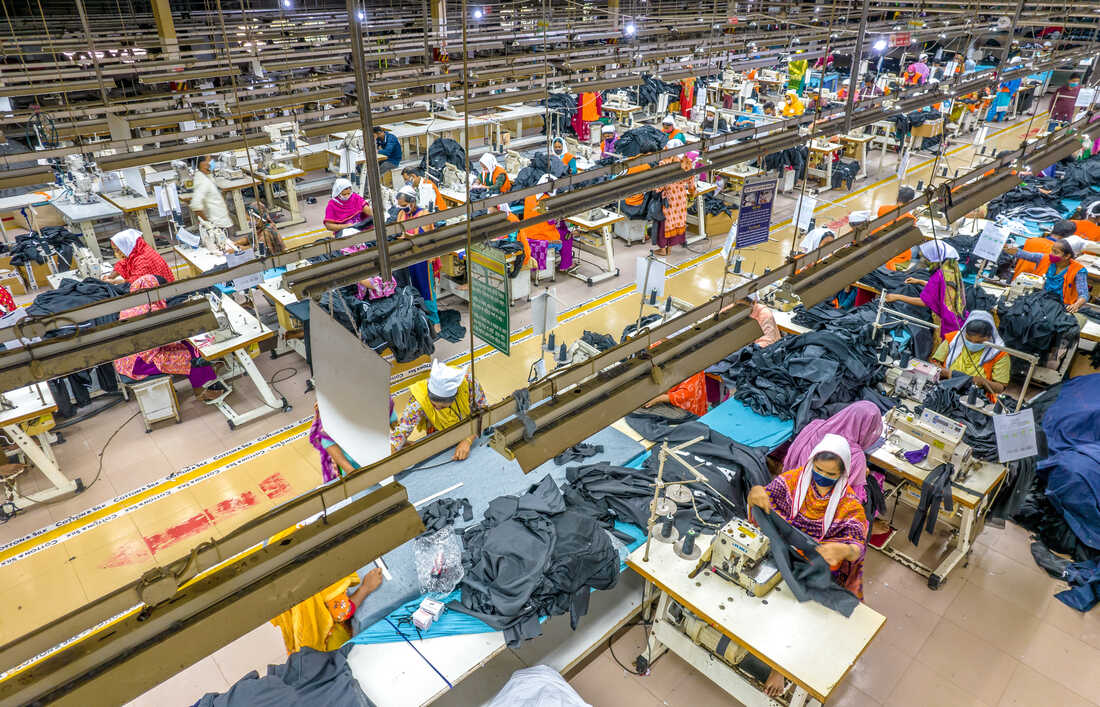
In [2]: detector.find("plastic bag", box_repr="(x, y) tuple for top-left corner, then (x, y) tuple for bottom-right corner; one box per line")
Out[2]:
(414, 526), (465, 594)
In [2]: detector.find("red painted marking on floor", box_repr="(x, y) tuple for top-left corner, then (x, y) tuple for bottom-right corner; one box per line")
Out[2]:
(99, 541), (153, 568)
(207, 491), (258, 521)
(143, 512), (214, 554)
(259, 473), (291, 500)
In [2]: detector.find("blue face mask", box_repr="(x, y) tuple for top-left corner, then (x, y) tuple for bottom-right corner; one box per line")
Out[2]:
(963, 337), (985, 352)
(811, 470), (838, 488)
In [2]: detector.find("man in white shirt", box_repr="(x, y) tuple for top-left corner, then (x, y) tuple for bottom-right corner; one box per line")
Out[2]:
(190, 155), (234, 230)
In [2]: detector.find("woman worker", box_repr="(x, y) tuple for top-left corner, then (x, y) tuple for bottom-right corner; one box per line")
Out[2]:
(660, 115), (686, 143)
(782, 401), (883, 505)
(652, 139), (697, 257)
(507, 174), (561, 268)
(394, 187), (441, 330)
(1012, 220), (1074, 278)
(931, 311), (1010, 399)
(780, 91), (806, 117)
(551, 137), (579, 175)
(883, 241), (967, 342)
(271, 567), (384, 653)
(113, 275), (221, 401)
(478, 153), (512, 194)
(1006, 237), (1089, 313)
(105, 229), (174, 284)
(391, 360), (487, 461)
(323, 178), (372, 233)
(748, 433), (868, 696)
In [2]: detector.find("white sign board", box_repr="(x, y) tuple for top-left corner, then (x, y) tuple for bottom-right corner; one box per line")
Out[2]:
(972, 222), (1009, 263)
(635, 255), (667, 301)
(993, 408), (1039, 463)
(530, 290), (558, 336)
(226, 248), (264, 291)
(792, 193), (816, 231)
(177, 227), (200, 248)
(309, 300), (393, 475)
(1075, 87), (1096, 107)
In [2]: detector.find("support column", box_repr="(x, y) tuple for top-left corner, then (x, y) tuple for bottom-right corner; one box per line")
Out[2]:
(151, 0), (180, 62)
(432, 0), (447, 54)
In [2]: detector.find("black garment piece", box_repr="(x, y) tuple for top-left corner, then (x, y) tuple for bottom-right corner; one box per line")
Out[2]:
(359, 286), (435, 363)
(437, 309), (465, 343)
(26, 276), (129, 325)
(418, 138), (467, 182)
(620, 314), (663, 342)
(4, 227), (85, 268)
(419, 497), (474, 533)
(753, 508), (861, 616)
(580, 330), (616, 351)
(543, 93), (579, 136)
(512, 389), (536, 440)
(450, 475), (619, 647)
(195, 645), (374, 707)
(907, 463), (955, 546)
(996, 290), (1079, 369)
(687, 193), (736, 217)
(1030, 539), (1072, 578)
(554, 443), (604, 465)
(623, 404), (698, 436)
(47, 363), (119, 418)
(987, 180), (1064, 219)
(791, 297), (933, 360)
(921, 376), (1000, 460)
(285, 300), (313, 373)
(613, 125), (668, 158)
(865, 474), (886, 522)
(831, 160), (860, 191)
(638, 74), (682, 109)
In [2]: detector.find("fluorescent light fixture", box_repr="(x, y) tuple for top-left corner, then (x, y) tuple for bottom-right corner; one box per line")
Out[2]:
(357, 10), (365, 21)
(625, 22), (636, 36)
(873, 39), (887, 52)
(282, 0), (290, 7)
(473, 8), (483, 19)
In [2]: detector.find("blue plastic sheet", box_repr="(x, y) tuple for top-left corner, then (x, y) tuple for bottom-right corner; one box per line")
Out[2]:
(700, 397), (795, 450)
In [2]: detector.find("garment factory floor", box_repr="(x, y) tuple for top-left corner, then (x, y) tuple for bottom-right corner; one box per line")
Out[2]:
(0, 108), (1074, 706)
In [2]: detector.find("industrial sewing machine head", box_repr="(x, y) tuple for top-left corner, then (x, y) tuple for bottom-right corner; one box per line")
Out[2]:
(504, 150), (529, 176)
(565, 136), (599, 162)
(885, 406), (977, 479)
(205, 293), (239, 343)
(1003, 272), (1044, 305)
(74, 247), (103, 279)
(198, 218), (232, 253)
(886, 359), (941, 400)
(441, 163), (465, 192)
(759, 281), (801, 311)
(707, 518), (782, 597)
(61, 154), (101, 204)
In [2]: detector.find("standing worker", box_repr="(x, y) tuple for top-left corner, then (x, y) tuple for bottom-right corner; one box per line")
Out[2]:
(391, 360), (487, 460)
(884, 241), (968, 342)
(190, 155), (234, 232)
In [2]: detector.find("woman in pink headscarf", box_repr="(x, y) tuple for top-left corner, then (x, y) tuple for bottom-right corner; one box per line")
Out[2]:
(782, 400), (883, 503)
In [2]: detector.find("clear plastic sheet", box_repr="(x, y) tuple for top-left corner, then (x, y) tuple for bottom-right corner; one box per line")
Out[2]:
(414, 526), (465, 594)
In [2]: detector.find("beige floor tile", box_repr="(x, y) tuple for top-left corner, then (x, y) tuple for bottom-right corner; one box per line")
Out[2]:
(635, 650), (700, 703)
(958, 545), (1060, 619)
(998, 662), (1098, 707)
(44, 473), (120, 526)
(837, 633), (912, 703)
(0, 542), (68, 589)
(887, 659), (992, 707)
(568, 653), (667, 707)
(3, 563), (89, 641)
(826, 677), (883, 707)
(663, 663), (753, 707)
(862, 580), (940, 657)
(208, 622), (288, 686)
(63, 532), (158, 600)
(1017, 622), (1100, 699)
(944, 582), (1046, 659)
(870, 553), (966, 615)
(124, 655), (230, 707)
(914, 618), (1020, 705)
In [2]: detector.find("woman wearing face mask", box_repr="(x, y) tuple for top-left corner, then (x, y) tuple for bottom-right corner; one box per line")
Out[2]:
(883, 241), (967, 342)
(393, 187), (440, 330)
(747, 433), (868, 696)
(1051, 74), (1082, 124)
(1006, 237), (1089, 313)
(323, 178), (372, 233)
(550, 137), (578, 175)
(931, 311), (1010, 399)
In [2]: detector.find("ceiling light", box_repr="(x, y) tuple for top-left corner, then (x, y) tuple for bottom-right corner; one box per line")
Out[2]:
(625, 22), (636, 36)
(873, 39), (887, 52)
(357, 9), (365, 21)
(473, 8), (483, 19)
(282, 0), (290, 7)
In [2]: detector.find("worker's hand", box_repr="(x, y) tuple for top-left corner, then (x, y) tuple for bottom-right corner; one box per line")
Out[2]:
(972, 374), (990, 389)
(644, 393), (671, 408)
(747, 485), (772, 521)
(816, 542), (855, 568)
(883, 293), (899, 303)
(903, 277), (925, 286)
(1067, 300), (1082, 314)
(453, 437), (473, 461)
(362, 567), (384, 594)
(1005, 244), (1019, 255)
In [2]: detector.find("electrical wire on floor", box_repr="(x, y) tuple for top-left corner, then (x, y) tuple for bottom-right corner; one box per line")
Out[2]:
(606, 582), (656, 676)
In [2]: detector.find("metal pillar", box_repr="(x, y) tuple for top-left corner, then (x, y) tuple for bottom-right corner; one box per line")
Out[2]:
(346, 0), (393, 280)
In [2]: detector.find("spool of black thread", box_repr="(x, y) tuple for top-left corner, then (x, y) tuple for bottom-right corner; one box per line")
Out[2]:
(664, 296), (672, 313)
(546, 333), (555, 352)
(733, 256), (742, 274)
(967, 386), (978, 405)
(649, 289), (657, 305)
(661, 516), (674, 538)
(558, 343), (568, 362)
(681, 530), (696, 555)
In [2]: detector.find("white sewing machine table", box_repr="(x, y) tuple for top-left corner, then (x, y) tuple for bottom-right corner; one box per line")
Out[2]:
(190, 295), (286, 430)
(686, 180), (719, 245)
(627, 535), (884, 706)
(565, 211), (623, 286)
(0, 383), (76, 508)
(48, 191), (123, 252)
(869, 410), (1008, 589)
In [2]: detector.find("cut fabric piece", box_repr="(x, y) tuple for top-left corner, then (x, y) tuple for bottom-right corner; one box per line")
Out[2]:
(907, 463), (954, 547)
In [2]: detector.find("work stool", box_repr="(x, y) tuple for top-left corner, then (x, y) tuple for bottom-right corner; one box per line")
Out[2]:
(119, 373), (181, 432)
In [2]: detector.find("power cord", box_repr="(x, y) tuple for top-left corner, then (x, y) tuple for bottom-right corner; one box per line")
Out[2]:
(606, 582), (656, 675)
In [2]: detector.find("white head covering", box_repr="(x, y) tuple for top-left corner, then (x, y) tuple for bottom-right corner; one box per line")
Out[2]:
(479, 153), (499, 173)
(848, 210), (871, 225)
(946, 310), (1004, 368)
(665, 138), (685, 148)
(551, 137), (566, 156)
(1065, 235), (1087, 257)
(397, 184), (418, 201)
(918, 240), (959, 263)
(791, 433), (852, 539)
(331, 177), (354, 201)
(662, 115), (676, 125)
(601, 124), (616, 134)
(427, 359), (466, 399)
(799, 226), (835, 252)
(535, 173), (556, 199)
(111, 228), (141, 257)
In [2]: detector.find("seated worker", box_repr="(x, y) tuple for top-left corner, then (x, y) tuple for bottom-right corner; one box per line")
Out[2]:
(879, 187), (920, 270)
(701, 106), (729, 134)
(310, 401), (397, 482)
(748, 433), (868, 697)
(478, 153), (512, 194)
(783, 400), (883, 504)
(762, 101), (777, 117)
(402, 167), (445, 213)
(551, 137), (579, 175)
(1012, 220), (1073, 278)
(884, 241), (967, 341)
(600, 124), (618, 155)
(661, 114), (686, 143)
(797, 226), (835, 256)
(271, 567), (384, 653)
(931, 311), (1009, 399)
(392, 359), (487, 460)
(373, 125), (402, 174)
(1006, 237), (1089, 313)
(113, 275), (220, 401)
(1071, 203), (1100, 241)
(324, 178), (373, 233)
(507, 174), (561, 268)
(105, 228), (174, 284)
(780, 91), (805, 117)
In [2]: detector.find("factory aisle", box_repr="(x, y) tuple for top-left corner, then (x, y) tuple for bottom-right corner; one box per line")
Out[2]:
(0, 111), (1049, 661)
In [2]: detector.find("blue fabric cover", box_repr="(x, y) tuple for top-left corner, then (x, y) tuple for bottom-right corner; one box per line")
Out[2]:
(1040, 374), (1100, 553)
(699, 397), (795, 450)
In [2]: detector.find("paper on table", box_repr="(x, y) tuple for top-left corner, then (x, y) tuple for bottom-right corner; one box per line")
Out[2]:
(972, 221), (1009, 263)
(993, 408), (1038, 463)
(226, 248), (263, 290)
(635, 255), (667, 300)
(121, 167), (148, 197)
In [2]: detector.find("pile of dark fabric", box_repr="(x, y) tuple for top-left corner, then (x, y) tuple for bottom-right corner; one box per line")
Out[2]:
(831, 160), (860, 191)
(1055, 156), (1100, 201)
(449, 475), (620, 646)
(512, 153), (567, 191)
(613, 125), (667, 158)
(942, 233), (1016, 283)
(791, 298), (933, 361)
(194, 646), (373, 707)
(620, 313), (662, 342)
(638, 74), (681, 108)
(996, 290), (1079, 367)
(27, 277), (130, 331)
(419, 497), (473, 534)
(919, 375), (1000, 461)
(687, 193), (735, 217)
(543, 93), (578, 135)
(920, 136), (943, 152)
(714, 329), (887, 431)
(763, 146), (808, 180)
(571, 155), (618, 191)
(4, 227), (85, 268)
(580, 330), (616, 351)
(986, 180), (1064, 219)
(418, 138), (467, 182)
(319, 285), (436, 363)
(890, 110), (942, 142)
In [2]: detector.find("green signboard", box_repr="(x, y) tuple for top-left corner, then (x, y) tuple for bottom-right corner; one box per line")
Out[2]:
(469, 244), (511, 355)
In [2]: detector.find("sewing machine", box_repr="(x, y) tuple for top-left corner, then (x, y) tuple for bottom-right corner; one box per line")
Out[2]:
(504, 150), (529, 176)
(58, 154), (102, 204)
(261, 121), (303, 155)
(206, 292), (240, 343)
(564, 136), (600, 163)
(704, 518), (782, 597)
(441, 163), (468, 193)
(198, 218), (234, 253)
(759, 281), (801, 311)
(887, 359), (941, 400)
(885, 406), (977, 479)
(73, 247), (105, 279)
(1003, 272), (1044, 305)
(603, 91), (635, 111)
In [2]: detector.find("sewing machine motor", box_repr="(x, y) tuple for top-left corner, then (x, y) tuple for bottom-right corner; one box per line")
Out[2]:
(890, 359), (940, 400)
(708, 518), (782, 597)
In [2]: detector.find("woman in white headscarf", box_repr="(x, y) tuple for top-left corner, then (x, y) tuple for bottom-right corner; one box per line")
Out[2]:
(884, 240), (967, 342)
(323, 177), (372, 232)
(105, 228), (173, 284)
(931, 311), (1010, 399)
(797, 226), (836, 254)
(478, 153), (512, 193)
(391, 360), (487, 460)
(550, 137), (578, 174)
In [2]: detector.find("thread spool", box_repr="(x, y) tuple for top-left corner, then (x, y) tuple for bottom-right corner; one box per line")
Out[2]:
(558, 343), (568, 363)
(546, 333), (555, 352)
(899, 353), (911, 368)
(661, 515), (674, 538)
(664, 296), (672, 313)
(967, 386), (978, 405)
(733, 255), (742, 274)
(681, 530), (696, 554)
(649, 289), (657, 305)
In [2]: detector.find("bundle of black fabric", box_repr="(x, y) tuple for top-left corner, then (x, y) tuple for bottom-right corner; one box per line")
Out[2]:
(449, 475), (620, 647)
(318, 285), (436, 363)
(638, 74), (682, 108)
(790, 298), (933, 360)
(5, 227), (85, 269)
(418, 138), (467, 182)
(763, 146), (808, 180)
(687, 193), (736, 217)
(1054, 156), (1100, 201)
(831, 160), (860, 191)
(986, 181), (1063, 219)
(919, 375), (1002, 461)
(996, 290), (1079, 366)
(717, 329), (887, 432)
(580, 330), (616, 351)
(620, 313), (662, 343)
(613, 125), (668, 158)
(542, 93), (578, 135)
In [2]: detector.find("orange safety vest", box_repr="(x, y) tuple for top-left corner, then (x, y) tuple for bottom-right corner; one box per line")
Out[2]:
(397, 207), (433, 235)
(492, 165), (512, 193)
(876, 204), (918, 269)
(623, 163), (651, 206)
(1071, 219), (1100, 242)
(942, 331), (1007, 402)
(507, 194), (560, 266)
(425, 178), (446, 212)
(1035, 254), (1086, 306)
(1013, 237), (1054, 278)
(560, 152), (577, 173)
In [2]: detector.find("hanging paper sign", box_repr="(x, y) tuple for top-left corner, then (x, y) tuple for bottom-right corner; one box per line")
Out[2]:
(972, 222), (1009, 262)
(993, 408), (1039, 462)
(736, 178), (778, 248)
